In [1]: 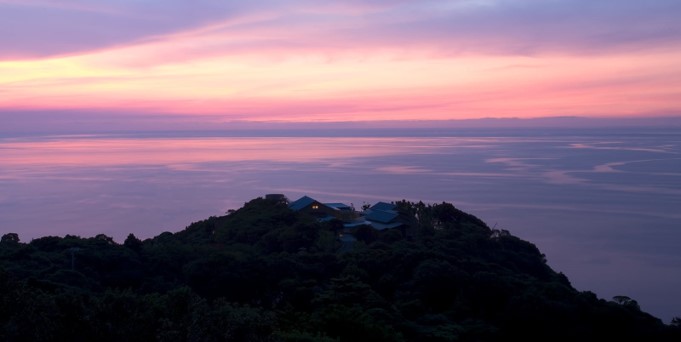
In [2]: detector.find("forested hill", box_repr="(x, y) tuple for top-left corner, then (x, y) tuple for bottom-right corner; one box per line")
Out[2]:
(1, 197), (679, 341)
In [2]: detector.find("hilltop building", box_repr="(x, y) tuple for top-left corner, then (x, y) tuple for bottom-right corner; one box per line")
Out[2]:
(286, 195), (407, 251)
(288, 195), (357, 222)
(287, 195), (405, 230)
(363, 202), (404, 230)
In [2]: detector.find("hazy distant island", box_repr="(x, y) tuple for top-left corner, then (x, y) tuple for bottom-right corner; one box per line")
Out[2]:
(1, 195), (679, 341)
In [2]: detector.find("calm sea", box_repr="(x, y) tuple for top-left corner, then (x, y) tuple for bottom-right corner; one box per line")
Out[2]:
(1, 127), (680, 322)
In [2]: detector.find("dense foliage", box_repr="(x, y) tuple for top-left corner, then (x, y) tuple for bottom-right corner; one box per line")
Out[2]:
(1, 197), (679, 341)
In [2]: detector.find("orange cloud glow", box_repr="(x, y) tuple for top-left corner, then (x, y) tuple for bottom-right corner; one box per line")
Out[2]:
(1, 1), (680, 123)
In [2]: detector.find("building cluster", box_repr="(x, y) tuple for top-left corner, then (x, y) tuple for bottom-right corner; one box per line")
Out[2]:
(265, 193), (405, 234)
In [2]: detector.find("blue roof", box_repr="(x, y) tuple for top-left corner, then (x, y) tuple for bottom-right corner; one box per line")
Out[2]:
(325, 203), (353, 211)
(289, 196), (317, 211)
(371, 202), (396, 212)
(369, 221), (404, 230)
(365, 209), (398, 224)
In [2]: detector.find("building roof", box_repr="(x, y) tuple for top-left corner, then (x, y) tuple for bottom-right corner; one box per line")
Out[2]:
(289, 196), (355, 214)
(325, 203), (353, 211)
(289, 196), (317, 211)
(343, 220), (371, 228)
(365, 209), (399, 224)
(368, 221), (404, 230)
(371, 201), (396, 212)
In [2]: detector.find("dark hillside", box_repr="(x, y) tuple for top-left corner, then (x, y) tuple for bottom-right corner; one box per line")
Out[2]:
(1, 197), (679, 341)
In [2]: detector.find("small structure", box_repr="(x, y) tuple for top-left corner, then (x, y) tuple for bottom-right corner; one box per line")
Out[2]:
(363, 202), (404, 230)
(287, 195), (405, 252)
(289, 196), (404, 230)
(289, 196), (357, 221)
(289, 195), (323, 212)
(324, 203), (356, 221)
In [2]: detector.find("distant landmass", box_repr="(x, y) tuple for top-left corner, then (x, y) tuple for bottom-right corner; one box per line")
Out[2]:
(1, 195), (679, 341)
(2, 109), (680, 135)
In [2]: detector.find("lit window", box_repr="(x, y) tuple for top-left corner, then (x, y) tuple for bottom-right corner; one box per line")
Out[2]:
(312, 204), (319, 210)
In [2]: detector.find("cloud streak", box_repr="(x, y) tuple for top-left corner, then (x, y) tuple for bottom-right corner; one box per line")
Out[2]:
(0, 0), (680, 124)
(2, 0), (679, 59)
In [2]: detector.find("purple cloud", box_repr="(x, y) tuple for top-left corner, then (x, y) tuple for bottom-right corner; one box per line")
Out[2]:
(1, 0), (680, 60)
(0, 0), (260, 59)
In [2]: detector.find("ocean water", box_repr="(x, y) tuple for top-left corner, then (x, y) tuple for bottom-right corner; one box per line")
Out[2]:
(1, 127), (679, 322)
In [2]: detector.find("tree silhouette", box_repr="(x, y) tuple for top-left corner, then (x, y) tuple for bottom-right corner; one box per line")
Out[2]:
(0, 233), (19, 244)
(613, 295), (640, 310)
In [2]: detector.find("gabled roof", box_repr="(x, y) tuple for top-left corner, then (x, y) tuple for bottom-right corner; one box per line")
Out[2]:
(325, 203), (353, 211)
(289, 196), (355, 213)
(289, 196), (317, 211)
(365, 209), (398, 224)
(371, 202), (396, 212)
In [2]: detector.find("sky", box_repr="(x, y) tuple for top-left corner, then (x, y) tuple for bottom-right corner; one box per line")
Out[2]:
(1, 0), (681, 128)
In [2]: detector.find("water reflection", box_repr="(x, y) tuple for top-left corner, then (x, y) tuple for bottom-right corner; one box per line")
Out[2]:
(0, 137), (430, 167)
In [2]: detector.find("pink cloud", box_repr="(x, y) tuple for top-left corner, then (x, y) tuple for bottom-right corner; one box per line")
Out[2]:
(1, 0), (680, 125)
